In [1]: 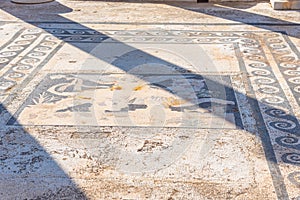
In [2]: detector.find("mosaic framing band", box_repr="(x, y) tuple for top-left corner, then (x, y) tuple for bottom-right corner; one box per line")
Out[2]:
(0, 27), (299, 199)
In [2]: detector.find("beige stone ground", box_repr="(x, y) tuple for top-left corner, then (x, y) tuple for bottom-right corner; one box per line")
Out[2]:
(0, 0), (299, 199)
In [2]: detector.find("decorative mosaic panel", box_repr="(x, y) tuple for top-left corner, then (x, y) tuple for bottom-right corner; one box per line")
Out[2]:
(0, 28), (299, 199)
(8, 73), (241, 128)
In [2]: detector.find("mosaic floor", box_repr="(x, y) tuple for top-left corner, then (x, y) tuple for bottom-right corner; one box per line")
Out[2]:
(0, 0), (299, 199)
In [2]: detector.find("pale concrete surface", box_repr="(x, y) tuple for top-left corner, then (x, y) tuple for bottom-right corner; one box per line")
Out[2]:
(0, 0), (299, 199)
(270, 0), (300, 10)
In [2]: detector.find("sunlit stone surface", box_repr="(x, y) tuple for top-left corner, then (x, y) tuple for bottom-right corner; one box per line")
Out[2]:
(0, 0), (299, 199)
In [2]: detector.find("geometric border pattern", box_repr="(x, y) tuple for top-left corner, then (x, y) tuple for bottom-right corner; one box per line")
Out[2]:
(0, 28), (299, 199)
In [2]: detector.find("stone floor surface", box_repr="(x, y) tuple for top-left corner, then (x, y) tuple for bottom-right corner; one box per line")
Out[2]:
(0, 0), (299, 199)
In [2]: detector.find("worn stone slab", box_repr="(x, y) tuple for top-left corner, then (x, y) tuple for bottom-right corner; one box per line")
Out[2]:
(0, 1), (299, 199)
(0, 26), (299, 199)
(271, 0), (300, 10)
(0, 126), (275, 199)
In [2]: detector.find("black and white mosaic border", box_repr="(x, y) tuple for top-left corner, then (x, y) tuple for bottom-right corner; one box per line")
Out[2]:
(0, 28), (299, 199)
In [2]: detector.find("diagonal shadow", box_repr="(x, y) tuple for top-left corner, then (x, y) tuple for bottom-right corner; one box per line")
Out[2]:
(0, 1), (299, 199)
(2, 1), (298, 37)
(178, 2), (300, 38)
(0, 105), (88, 199)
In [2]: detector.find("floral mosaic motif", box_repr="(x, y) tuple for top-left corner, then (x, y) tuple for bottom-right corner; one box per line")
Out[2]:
(25, 74), (115, 107)
(31, 92), (63, 105)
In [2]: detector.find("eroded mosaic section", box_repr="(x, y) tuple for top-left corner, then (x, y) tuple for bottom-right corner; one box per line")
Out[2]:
(0, 28), (299, 198)
(8, 73), (241, 128)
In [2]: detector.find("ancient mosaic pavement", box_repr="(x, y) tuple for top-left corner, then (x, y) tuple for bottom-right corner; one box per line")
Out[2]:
(0, 25), (299, 199)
